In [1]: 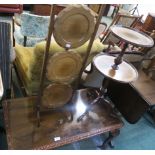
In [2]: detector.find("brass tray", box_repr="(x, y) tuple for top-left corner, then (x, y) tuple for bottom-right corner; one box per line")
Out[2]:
(110, 26), (154, 47)
(42, 83), (73, 108)
(53, 5), (95, 48)
(93, 54), (138, 83)
(46, 51), (82, 83)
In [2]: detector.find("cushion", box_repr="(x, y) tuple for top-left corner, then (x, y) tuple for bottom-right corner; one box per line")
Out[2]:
(15, 44), (34, 81)
(34, 38), (106, 55)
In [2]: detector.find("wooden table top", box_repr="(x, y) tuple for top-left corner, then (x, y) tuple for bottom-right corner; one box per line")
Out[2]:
(3, 88), (123, 150)
(131, 71), (155, 106)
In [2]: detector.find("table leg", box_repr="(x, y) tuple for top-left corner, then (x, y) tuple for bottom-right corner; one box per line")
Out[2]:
(147, 106), (155, 126)
(98, 129), (120, 149)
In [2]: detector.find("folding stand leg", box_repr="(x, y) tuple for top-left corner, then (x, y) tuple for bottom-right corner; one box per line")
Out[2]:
(98, 129), (120, 149)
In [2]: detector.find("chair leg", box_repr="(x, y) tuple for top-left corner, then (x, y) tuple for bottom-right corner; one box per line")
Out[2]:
(23, 36), (27, 47)
(147, 106), (155, 125)
(12, 17), (15, 47)
(111, 7), (116, 18)
(13, 63), (27, 97)
(0, 126), (6, 134)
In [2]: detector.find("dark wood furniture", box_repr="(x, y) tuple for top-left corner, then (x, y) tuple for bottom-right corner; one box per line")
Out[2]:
(107, 70), (155, 124)
(3, 89), (123, 150)
(32, 4), (66, 16)
(102, 4), (110, 16)
(131, 71), (155, 107)
(0, 4), (23, 14)
(143, 13), (155, 33)
(131, 71), (155, 122)
(107, 79), (149, 124)
(32, 4), (51, 16)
